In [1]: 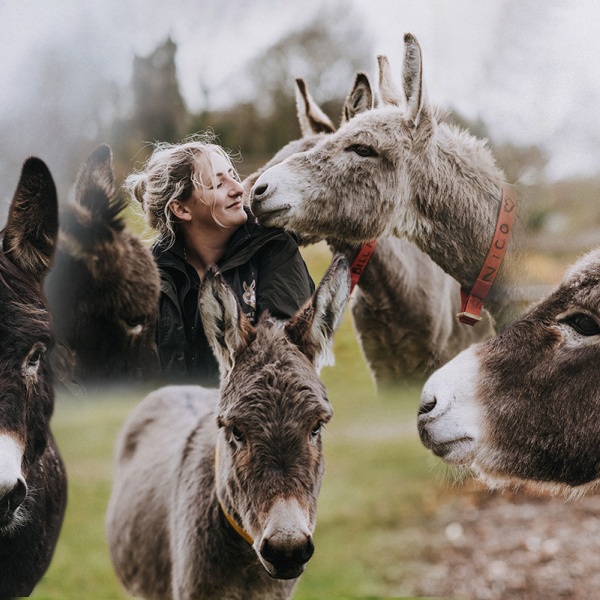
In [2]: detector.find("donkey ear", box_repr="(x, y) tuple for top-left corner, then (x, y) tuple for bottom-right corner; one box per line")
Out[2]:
(295, 78), (335, 137)
(401, 33), (426, 126)
(3, 157), (58, 282)
(198, 268), (256, 381)
(284, 253), (350, 373)
(341, 72), (374, 124)
(74, 144), (125, 226)
(377, 55), (403, 107)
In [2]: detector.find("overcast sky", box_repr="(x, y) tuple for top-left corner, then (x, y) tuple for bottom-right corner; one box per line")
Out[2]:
(2, 0), (600, 180)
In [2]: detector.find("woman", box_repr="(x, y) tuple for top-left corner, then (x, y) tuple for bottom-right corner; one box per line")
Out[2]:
(127, 136), (315, 384)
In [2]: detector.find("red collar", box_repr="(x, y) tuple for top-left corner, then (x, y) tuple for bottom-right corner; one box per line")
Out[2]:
(457, 183), (517, 325)
(349, 240), (377, 292)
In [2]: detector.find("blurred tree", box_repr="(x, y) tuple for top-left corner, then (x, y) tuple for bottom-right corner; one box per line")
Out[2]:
(188, 2), (373, 172)
(0, 45), (121, 211)
(129, 37), (189, 145)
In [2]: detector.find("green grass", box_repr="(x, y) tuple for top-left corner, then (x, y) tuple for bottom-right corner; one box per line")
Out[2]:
(31, 246), (454, 599)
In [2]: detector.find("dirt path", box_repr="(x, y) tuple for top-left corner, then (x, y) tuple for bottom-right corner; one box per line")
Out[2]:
(405, 484), (600, 599)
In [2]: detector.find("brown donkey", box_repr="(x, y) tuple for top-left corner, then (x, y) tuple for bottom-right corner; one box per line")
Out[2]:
(106, 255), (350, 600)
(250, 33), (517, 326)
(245, 74), (494, 386)
(418, 247), (600, 495)
(0, 158), (67, 598)
(45, 145), (160, 392)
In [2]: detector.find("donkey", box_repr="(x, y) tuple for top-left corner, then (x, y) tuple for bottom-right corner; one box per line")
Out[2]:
(0, 158), (67, 598)
(44, 144), (160, 392)
(250, 33), (517, 326)
(106, 254), (350, 600)
(244, 74), (495, 386)
(418, 246), (600, 495)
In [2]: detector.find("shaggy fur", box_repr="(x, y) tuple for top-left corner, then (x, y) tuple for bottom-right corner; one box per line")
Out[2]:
(418, 247), (600, 494)
(250, 33), (515, 326)
(106, 256), (350, 600)
(0, 158), (67, 599)
(244, 74), (495, 387)
(44, 145), (160, 392)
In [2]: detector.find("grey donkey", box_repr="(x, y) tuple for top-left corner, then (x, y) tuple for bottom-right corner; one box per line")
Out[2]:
(250, 33), (519, 328)
(245, 74), (494, 387)
(106, 254), (351, 600)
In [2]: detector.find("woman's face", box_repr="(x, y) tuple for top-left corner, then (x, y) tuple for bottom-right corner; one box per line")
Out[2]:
(190, 151), (247, 229)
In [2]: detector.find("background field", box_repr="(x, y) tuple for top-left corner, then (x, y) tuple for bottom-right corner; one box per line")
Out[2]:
(31, 244), (456, 600)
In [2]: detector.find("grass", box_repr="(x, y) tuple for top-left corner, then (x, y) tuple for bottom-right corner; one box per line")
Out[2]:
(31, 245), (455, 599)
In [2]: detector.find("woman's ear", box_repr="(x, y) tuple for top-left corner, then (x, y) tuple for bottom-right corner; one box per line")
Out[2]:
(169, 199), (192, 222)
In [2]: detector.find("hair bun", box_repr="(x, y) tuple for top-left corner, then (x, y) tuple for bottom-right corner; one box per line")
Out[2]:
(131, 176), (147, 205)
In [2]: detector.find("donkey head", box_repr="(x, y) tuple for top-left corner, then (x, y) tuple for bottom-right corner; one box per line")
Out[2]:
(250, 33), (502, 249)
(418, 248), (600, 493)
(250, 33), (431, 240)
(0, 157), (58, 531)
(199, 254), (350, 579)
(45, 145), (160, 389)
(244, 71), (373, 198)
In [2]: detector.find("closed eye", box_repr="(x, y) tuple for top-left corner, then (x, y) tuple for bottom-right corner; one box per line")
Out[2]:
(558, 312), (600, 337)
(345, 144), (378, 158)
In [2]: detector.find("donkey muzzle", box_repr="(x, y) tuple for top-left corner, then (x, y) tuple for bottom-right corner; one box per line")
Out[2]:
(257, 497), (315, 580)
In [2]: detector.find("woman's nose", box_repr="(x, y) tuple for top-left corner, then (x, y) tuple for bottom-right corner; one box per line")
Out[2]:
(230, 179), (244, 196)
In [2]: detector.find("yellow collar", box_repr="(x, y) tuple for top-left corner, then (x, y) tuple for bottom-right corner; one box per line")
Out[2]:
(215, 440), (254, 546)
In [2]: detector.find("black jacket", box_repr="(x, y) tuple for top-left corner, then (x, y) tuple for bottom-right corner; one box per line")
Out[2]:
(153, 211), (315, 385)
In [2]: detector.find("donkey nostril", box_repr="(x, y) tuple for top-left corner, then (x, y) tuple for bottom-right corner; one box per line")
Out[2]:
(260, 537), (277, 564)
(253, 183), (268, 198)
(0, 479), (27, 516)
(419, 396), (437, 415)
(10, 479), (27, 509)
(301, 536), (314, 564)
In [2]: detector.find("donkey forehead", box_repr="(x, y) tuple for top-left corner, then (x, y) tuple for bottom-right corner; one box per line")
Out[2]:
(220, 345), (331, 422)
(318, 108), (408, 150)
(219, 387), (332, 430)
(562, 248), (600, 293)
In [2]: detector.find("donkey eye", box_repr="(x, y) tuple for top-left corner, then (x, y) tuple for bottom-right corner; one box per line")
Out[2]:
(231, 426), (246, 444)
(561, 313), (600, 337)
(310, 420), (324, 439)
(23, 343), (47, 376)
(346, 144), (378, 158)
(126, 316), (146, 328)
(27, 350), (43, 369)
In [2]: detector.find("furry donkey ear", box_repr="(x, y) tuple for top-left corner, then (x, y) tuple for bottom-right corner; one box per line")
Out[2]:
(377, 55), (403, 107)
(198, 268), (256, 381)
(295, 78), (336, 137)
(74, 144), (125, 230)
(342, 72), (374, 124)
(284, 253), (351, 373)
(401, 33), (426, 126)
(3, 157), (58, 282)
(378, 34), (427, 126)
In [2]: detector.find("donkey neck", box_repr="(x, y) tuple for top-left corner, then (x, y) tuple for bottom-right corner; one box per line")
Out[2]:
(405, 124), (511, 295)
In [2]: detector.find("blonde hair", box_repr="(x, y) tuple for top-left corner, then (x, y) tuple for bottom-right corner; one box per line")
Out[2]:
(125, 133), (240, 248)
